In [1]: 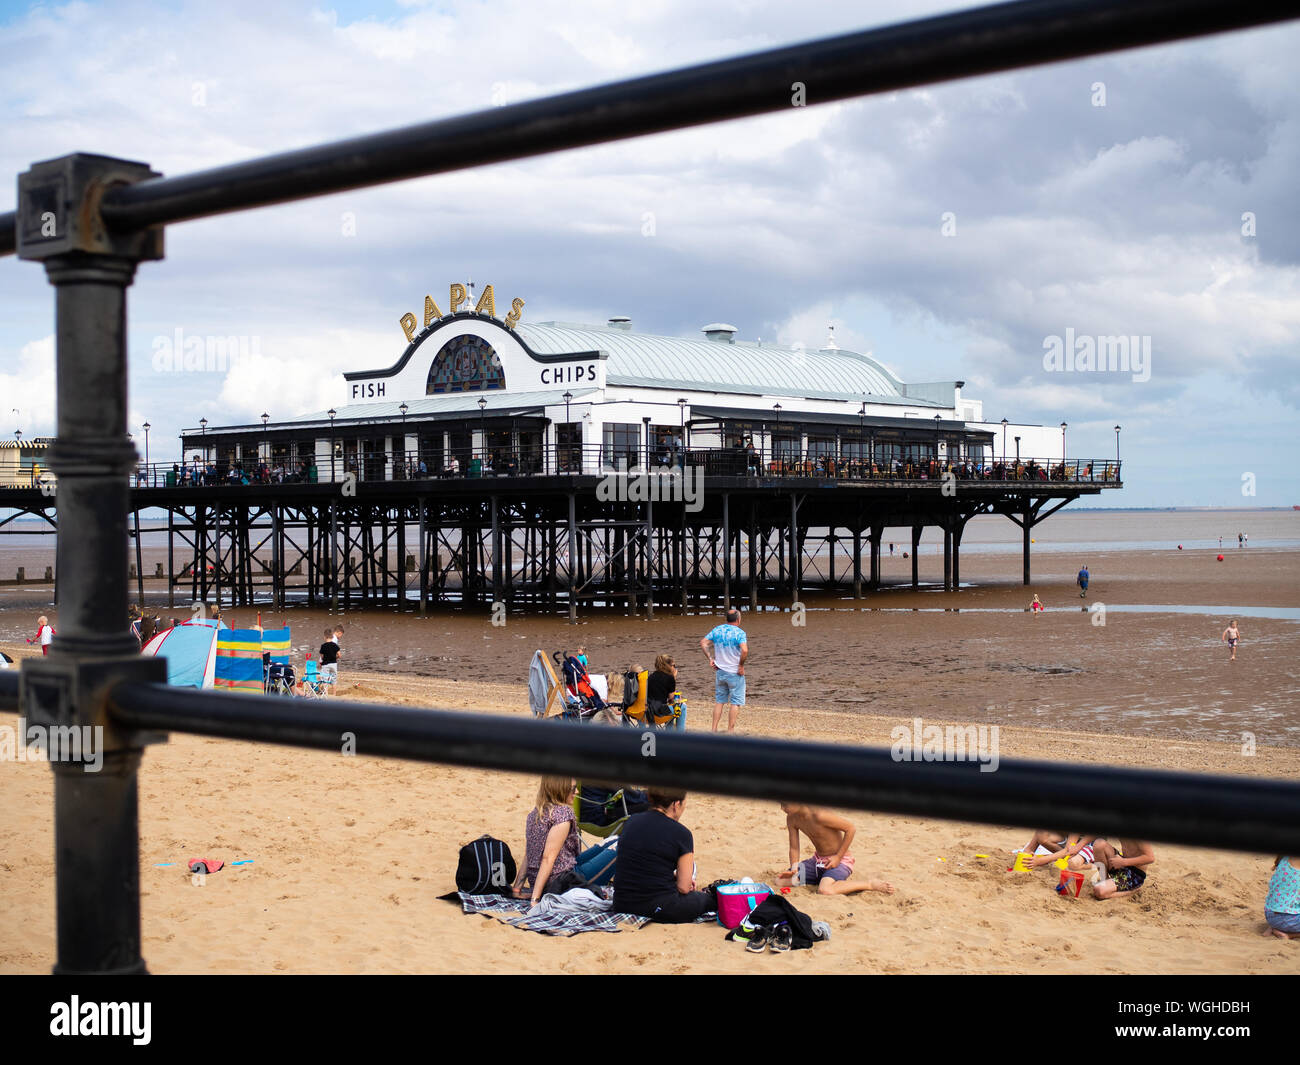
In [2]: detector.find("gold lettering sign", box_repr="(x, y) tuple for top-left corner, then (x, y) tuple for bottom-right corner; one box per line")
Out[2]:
(399, 283), (523, 342)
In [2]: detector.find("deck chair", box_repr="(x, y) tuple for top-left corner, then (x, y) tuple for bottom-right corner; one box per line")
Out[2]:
(573, 783), (647, 839)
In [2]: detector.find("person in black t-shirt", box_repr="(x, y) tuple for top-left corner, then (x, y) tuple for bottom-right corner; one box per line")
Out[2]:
(319, 626), (340, 683)
(645, 654), (679, 727)
(612, 789), (713, 922)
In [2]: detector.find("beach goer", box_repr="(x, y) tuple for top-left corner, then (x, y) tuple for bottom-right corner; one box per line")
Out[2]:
(1031, 594), (1044, 613)
(1222, 620), (1241, 662)
(646, 653), (679, 725)
(1091, 838), (1154, 898)
(889, 542), (894, 556)
(1019, 830), (1067, 867)
(27, 615), (54, 656)
(511, 776), (582, 905)
(1076, 564), (1090, 598)
(1265, 856), (1300, 940)
(775, 803), (894, 895)
(319, 627), (340, 684)
(1238, 532), (1243, 548)
(1244, 532), (1248, 547)
(701, 608), (748, 733)
(611, 788), (714, 922)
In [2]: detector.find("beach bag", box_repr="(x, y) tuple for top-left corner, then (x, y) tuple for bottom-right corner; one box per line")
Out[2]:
(716, 880), (772, 928)
(455, 835), (517, 896)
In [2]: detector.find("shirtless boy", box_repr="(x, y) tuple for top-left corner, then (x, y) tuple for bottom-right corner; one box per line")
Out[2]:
(1091, 838), (1154, 899)
(775, 803), (894, 895)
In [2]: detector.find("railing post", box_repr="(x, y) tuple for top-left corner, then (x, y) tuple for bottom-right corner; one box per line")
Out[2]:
(15, 153), (169, 974)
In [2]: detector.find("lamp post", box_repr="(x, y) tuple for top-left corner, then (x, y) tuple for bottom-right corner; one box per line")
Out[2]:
(328, 408), (337, 482)
(142, 421), (151, 485)
(1115, 424), (1121, 468)
(1014, 435), (1021, 464)
(14, 428), (20, 484)
(478, 396), (487, 467)
(399, 402), (409, 473)
(261, 412), (269, 469)
(562, 391), (572, 471)
(1001, 417), (1008, 465)
(677, 397), (686, 460)
(1060, 421), (1067, 474)
(773, 404), (782, 471)
(859, 401), (867, 473)
(934, 413), (942, 468)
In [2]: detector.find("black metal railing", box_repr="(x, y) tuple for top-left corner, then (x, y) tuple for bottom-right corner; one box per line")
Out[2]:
(118, 448), (1122, 487)
(1, 0), (1295, 974)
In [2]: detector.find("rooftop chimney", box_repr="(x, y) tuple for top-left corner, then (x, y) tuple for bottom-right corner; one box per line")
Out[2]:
(701, 323), (738, 343)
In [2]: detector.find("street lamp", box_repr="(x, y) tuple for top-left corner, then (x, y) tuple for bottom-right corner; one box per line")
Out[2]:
(934, 414), (942, 467)
(1060, 421), (1067, 471)
(477, 396), (488, 467)
(562, 391), (572, 471)
(1115, 424), (1121, 467)
(261, 412), (269, 468)
(142, 421), (151, 485)
(199, 416), (208, 466)
(677, 397), (687, 464)
(1000, 417), (1008, 465)
(328, 408), (337, 481)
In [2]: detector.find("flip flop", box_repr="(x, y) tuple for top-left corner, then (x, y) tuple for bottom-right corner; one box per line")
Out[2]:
(188, 858), (224, 874)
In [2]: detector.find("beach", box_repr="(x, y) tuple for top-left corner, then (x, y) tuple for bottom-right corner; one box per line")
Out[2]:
(1, 509), (1298, 974)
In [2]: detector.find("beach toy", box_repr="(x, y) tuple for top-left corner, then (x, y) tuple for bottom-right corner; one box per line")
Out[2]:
(974, 854), (990, 859)
(188, 858), (224, 874)
(230, 859), (254, 866)
(716, 881), (772, 928)
(1217, 554), (1224, 561)
(1055, 870), (1086, 897)
(1011, 851), (1035, 873)
(154, 862), (175, 867)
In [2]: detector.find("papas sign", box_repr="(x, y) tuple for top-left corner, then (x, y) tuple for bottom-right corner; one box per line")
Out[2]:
(399, 283), (524, 344)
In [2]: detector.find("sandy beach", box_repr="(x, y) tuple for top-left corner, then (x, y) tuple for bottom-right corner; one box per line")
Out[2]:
(2, 524), (1299, 974)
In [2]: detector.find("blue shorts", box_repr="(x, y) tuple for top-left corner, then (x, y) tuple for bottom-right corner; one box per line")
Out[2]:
(1266, 908), (1300, 934)
(715, 671), (746, 706)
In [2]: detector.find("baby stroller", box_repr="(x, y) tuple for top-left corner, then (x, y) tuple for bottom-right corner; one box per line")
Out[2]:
(553, 650), (616, 723)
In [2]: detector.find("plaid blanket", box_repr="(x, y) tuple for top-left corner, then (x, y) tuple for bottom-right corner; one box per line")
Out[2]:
(452, 891), (716, 936)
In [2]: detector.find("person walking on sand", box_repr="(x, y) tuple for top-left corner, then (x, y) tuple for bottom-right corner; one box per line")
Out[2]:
(1031, 594), (1044, 613)
(775, 803), (894, 895)
(1222, 619), (1241, 662)
(701, 607), (748, 732)
(1076, 564), (1090, 598)
(27, 615), (54, 655)
(1238, 532), (1243, 548)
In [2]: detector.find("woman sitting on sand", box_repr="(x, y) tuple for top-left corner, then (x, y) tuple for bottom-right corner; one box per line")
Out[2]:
(512, 776), (581, 906)
(1265, 856), (1300, 940)
(612, 788), (715, 923)
(646, 654), (678, 720)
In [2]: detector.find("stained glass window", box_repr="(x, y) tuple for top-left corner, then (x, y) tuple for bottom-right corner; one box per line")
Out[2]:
(426, 335), (506, 394)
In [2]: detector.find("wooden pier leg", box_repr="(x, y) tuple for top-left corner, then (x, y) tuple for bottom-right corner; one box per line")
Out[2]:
(721, 493), (731, 610)
(214, 501), (222, 609)
(167, 507), (175, 610)
(330, 501), (339, 613)
(490, 495), (502, 606)
(1023, 499), (1032, 585)
(953, 517), (963, 591)
(790, 493), (800, 607)
(417, 496), (428, 616)
(397, 507), (406, 611)
(911, 523), (921, 589)
(869, 524), (881, 591)
(852, 526), (862, 598)
(943, 523), (952, 592)
(567, 492), (578, 624)
(645, 498), (655, 620)
(749, 508), (758, 611)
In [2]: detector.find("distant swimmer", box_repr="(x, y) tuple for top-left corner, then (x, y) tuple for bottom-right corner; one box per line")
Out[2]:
(1222, 619), (1240, 662)
(1076, 564), (1090, 598)
(1031, 594), (1044, 613)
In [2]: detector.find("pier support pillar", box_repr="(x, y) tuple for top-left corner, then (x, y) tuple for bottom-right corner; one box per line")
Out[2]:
(943, 524), (952, 592)
(911, 524), (921, 588)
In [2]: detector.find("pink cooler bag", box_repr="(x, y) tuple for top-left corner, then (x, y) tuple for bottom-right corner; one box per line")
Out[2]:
(716, 881), (771, 928)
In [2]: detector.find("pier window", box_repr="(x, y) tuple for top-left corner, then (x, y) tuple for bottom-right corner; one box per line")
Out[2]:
(603, 422), (639, 469)
(426, 335), (506, 394)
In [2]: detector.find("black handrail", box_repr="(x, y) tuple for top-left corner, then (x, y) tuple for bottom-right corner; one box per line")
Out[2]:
(2, 0), (1294, 252)
(108, 680), (1300, 855)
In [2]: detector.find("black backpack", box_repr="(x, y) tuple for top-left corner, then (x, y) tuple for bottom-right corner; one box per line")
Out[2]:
(455, 835), (517, 896)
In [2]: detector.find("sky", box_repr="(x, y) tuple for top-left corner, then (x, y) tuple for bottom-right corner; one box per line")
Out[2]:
(1, 0), (1298, 506)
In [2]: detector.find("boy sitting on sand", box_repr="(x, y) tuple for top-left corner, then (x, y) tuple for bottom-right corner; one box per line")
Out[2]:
(775, 803), (894, 896)
(1091, 838), (1154, 899)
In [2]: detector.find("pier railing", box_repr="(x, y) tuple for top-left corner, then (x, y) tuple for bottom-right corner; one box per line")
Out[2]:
(123, 448), (1121, 487)
(0, 0), (1294, 973)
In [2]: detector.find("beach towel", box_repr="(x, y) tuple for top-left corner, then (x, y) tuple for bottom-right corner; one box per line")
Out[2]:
(447, 890), (717, 936)
(214, 628), (265, 692)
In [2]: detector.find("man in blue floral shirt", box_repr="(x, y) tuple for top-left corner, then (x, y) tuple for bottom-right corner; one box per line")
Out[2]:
(700, 608), (749, 732)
